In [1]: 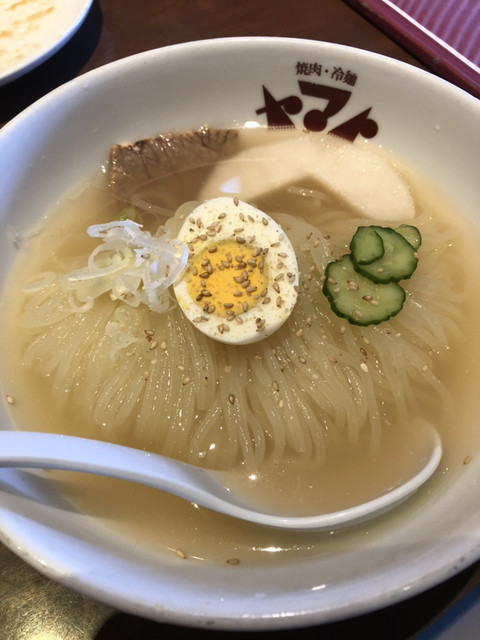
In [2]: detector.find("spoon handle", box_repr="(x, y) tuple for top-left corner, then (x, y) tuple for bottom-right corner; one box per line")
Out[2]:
(0, 430), (237, 507)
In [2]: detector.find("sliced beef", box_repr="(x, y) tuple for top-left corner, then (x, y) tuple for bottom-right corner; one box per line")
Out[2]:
(108, 126), (239, 200)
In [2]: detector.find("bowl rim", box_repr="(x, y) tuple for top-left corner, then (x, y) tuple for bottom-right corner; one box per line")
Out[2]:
(2, 35), (478, 137)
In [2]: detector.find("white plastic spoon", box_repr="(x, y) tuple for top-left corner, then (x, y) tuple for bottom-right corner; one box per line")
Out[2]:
(0, 427), (442, 531)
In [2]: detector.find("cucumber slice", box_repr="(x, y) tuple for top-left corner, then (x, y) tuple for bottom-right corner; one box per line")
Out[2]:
(350, 226), (384, 264)
(354, 226), (418, 283)
(323, 255), (406, 326)
(395, 224), (422, 250)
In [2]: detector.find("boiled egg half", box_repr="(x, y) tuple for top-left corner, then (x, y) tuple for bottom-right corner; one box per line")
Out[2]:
(173, 197), (299, 344)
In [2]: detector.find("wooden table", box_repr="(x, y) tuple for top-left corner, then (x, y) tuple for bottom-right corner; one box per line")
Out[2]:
(1, 1), (479, 638)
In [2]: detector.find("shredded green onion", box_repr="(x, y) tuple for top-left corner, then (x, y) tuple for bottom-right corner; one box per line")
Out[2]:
(60, 219), (188, 314)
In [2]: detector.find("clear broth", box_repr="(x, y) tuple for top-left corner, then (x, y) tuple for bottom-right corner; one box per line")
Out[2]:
(1, 129), (480, 564)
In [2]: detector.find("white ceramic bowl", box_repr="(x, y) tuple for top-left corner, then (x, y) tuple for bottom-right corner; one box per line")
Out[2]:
(0, 37), (479, 630)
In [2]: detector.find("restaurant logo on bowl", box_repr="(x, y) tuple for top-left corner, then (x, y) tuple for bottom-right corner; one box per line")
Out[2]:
(255, 61), (378, 141)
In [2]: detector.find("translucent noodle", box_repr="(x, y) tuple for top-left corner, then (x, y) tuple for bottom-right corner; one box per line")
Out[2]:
(18, 198), (468, 471)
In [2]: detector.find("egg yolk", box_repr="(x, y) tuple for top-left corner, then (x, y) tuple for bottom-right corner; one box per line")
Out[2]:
(185, 240), (270, 318)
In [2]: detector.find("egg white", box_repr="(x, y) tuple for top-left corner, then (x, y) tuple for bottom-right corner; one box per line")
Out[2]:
(173, 197), (299, 344)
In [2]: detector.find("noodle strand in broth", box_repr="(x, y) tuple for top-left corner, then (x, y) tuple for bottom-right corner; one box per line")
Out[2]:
(17, 183), (463, 471)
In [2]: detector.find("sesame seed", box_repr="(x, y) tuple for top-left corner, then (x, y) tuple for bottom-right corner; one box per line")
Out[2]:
(228, 394), (236, 405)
(236, 236), (246, 244)
(6, 395), (15, 405)
(226, 557), (240, 565)
(272, 380), (280, 392)
(149, 340), (158, 350)
(464, 455), (473, 465)
(360, 362), (369, 373)
(175, 548), (187, 559)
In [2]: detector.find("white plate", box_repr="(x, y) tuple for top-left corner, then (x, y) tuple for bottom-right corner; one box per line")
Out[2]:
(0, 0), (94, 86)
(0, 38), (479, 630)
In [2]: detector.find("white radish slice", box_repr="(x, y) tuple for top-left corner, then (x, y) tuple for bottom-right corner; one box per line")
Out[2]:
(200, 132), (415, 221)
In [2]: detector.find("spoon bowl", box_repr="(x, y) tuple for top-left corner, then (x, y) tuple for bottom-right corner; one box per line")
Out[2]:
(0, 426), (442, 531)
